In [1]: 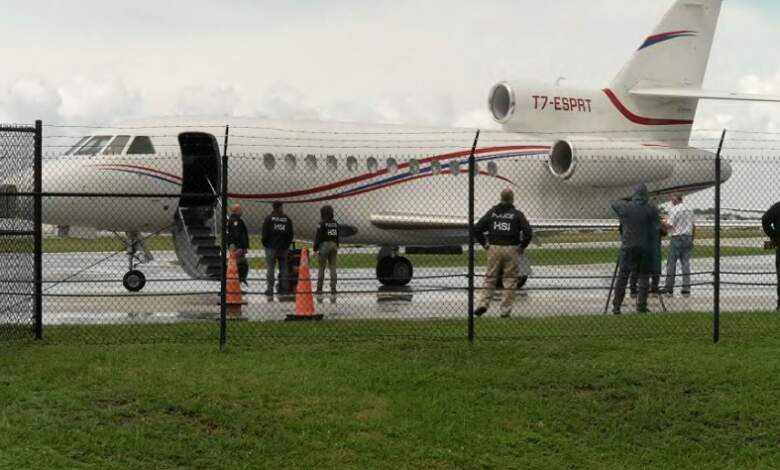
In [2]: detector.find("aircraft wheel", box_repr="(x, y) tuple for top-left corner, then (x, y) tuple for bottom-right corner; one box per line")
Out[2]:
(377, 257), (413, 286)
(123, 270), (146, 292)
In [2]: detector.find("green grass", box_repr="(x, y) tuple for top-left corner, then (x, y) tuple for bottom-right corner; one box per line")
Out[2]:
(0, 228), (762, 255)
(3, 313), (780, 469)
(248, 245), (766, 270)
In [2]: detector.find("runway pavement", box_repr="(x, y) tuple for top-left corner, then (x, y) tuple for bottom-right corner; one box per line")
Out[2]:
(31, 250), (779, 325)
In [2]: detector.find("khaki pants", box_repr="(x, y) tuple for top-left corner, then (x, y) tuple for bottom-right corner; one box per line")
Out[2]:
(479, 245), (520, 316)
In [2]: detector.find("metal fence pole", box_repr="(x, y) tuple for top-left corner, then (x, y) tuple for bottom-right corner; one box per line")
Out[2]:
(467, 129), (481, 344)
(219, 125), (230, 350)
(713, 129), (726, 344)
(34, 120), (43, 340)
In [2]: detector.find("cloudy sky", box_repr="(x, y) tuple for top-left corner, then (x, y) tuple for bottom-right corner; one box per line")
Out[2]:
(1, 0), (779, 131)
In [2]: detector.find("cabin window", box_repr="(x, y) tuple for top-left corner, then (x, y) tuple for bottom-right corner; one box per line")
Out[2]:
(103, 135), (131, 155)
(409, 159), (420, 175)
(126, 136), (156, 155)
(487, 161), (498, 177)
(450, 160), (461, 176)
(367, 157), (378, 173)
(305, 154), (317, 171)
(386, 158), (398, 175)
(431, 160), (441, 175)
(263, 153), (276, 170)
(284, 154), (297, 171)
(346, 156), (358, 172)
(75, 136), (112, 156)
(326, 155), (338, 171)
(65, 136), (90, 156)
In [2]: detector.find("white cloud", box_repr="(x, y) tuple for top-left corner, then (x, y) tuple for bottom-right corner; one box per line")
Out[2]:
(0, 80), (61, 123)
(0, 0), (778, 131)
(176, 84), (241, 117)
(57, 77), (141, 123)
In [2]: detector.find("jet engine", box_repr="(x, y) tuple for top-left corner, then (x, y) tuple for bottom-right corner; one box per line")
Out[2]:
(488, 81), (601, 131)
(546, 140), (675, 188)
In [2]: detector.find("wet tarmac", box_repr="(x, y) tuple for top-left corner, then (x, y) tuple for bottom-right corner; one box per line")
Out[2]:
(30, 250), (779, 325)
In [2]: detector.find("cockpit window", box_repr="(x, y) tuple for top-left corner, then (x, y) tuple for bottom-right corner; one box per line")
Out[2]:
(75, 136), (112, 156)
(103, 135), (131, 155)
(126, 136), (156, 155)
(65, 136), (90, 156)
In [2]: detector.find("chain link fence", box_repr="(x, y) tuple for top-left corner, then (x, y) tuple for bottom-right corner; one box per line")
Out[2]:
(0, 123), (40, 341)
(1, 121), (778, 345)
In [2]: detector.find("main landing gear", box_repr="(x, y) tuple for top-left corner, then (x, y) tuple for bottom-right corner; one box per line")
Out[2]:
(376, 247), (413, 286)
(120, 231), (153, 292)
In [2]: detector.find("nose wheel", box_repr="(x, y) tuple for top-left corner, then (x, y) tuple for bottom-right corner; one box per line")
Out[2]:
(119, 231), (151, 292)
(123, 270), (147, 292)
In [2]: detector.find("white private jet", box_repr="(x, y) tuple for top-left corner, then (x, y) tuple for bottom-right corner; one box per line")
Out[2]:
(9, 0), (780, 291)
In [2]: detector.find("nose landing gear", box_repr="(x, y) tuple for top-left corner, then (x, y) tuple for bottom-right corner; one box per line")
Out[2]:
(121, 231), (152, 292)
(123, 270), (146, 292)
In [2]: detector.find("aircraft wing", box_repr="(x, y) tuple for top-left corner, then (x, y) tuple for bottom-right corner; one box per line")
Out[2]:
(370, 212), (621, 230)
(370, 212), (762, 230)
(629, 87), (780, 103)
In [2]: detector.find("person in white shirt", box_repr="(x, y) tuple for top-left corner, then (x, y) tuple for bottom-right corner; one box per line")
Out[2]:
(662, 194), (695, 296)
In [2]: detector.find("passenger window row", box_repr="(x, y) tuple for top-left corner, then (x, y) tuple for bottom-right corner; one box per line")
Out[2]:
(259, 154), (499, 177)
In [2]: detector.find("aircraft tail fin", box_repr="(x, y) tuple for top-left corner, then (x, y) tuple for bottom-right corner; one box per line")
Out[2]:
(611, 0), (723, 93)
(604, 1), (722, 140)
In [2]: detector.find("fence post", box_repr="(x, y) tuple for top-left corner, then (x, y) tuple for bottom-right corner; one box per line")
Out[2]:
(467, 129), (481, 344)
(34, 120), (43, 340)
(713, 129), (726, 344)
(219, 125), (230, 350)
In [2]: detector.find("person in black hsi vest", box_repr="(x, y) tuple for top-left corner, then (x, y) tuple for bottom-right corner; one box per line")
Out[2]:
(313, 205), (340, 301)
(226, 204), (250, 287)
(761, 201), (780, 311)
(473, 189), (533, 318)
(262, 201), (294, 296)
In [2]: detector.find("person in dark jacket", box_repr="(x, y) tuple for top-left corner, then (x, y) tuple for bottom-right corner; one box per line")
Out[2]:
(611, 184), (661, 314)
(761, 202), (780, 310)
(473, 189), (533, 318)
(313, 205), (340, 299)
(261, 201), (294, 296)
(226, 204), (250, 286)
(629, 219), (665, 297)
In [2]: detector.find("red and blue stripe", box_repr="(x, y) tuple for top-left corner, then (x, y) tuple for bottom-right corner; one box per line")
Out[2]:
(90, 146), (550, 203)
(638, 30), (697, 51)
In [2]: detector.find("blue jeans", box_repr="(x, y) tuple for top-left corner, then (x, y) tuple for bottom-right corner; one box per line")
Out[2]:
(664, 235), (693, 293)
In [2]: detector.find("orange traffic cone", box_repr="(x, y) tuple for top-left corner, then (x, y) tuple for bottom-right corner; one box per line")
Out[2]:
(286, 248), (323, 321)
(225, 250), (246, 319)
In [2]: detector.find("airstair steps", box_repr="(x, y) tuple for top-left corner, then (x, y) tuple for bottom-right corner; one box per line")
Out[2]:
(195, 246), (221, 256)
(172, 206), (223, 280)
